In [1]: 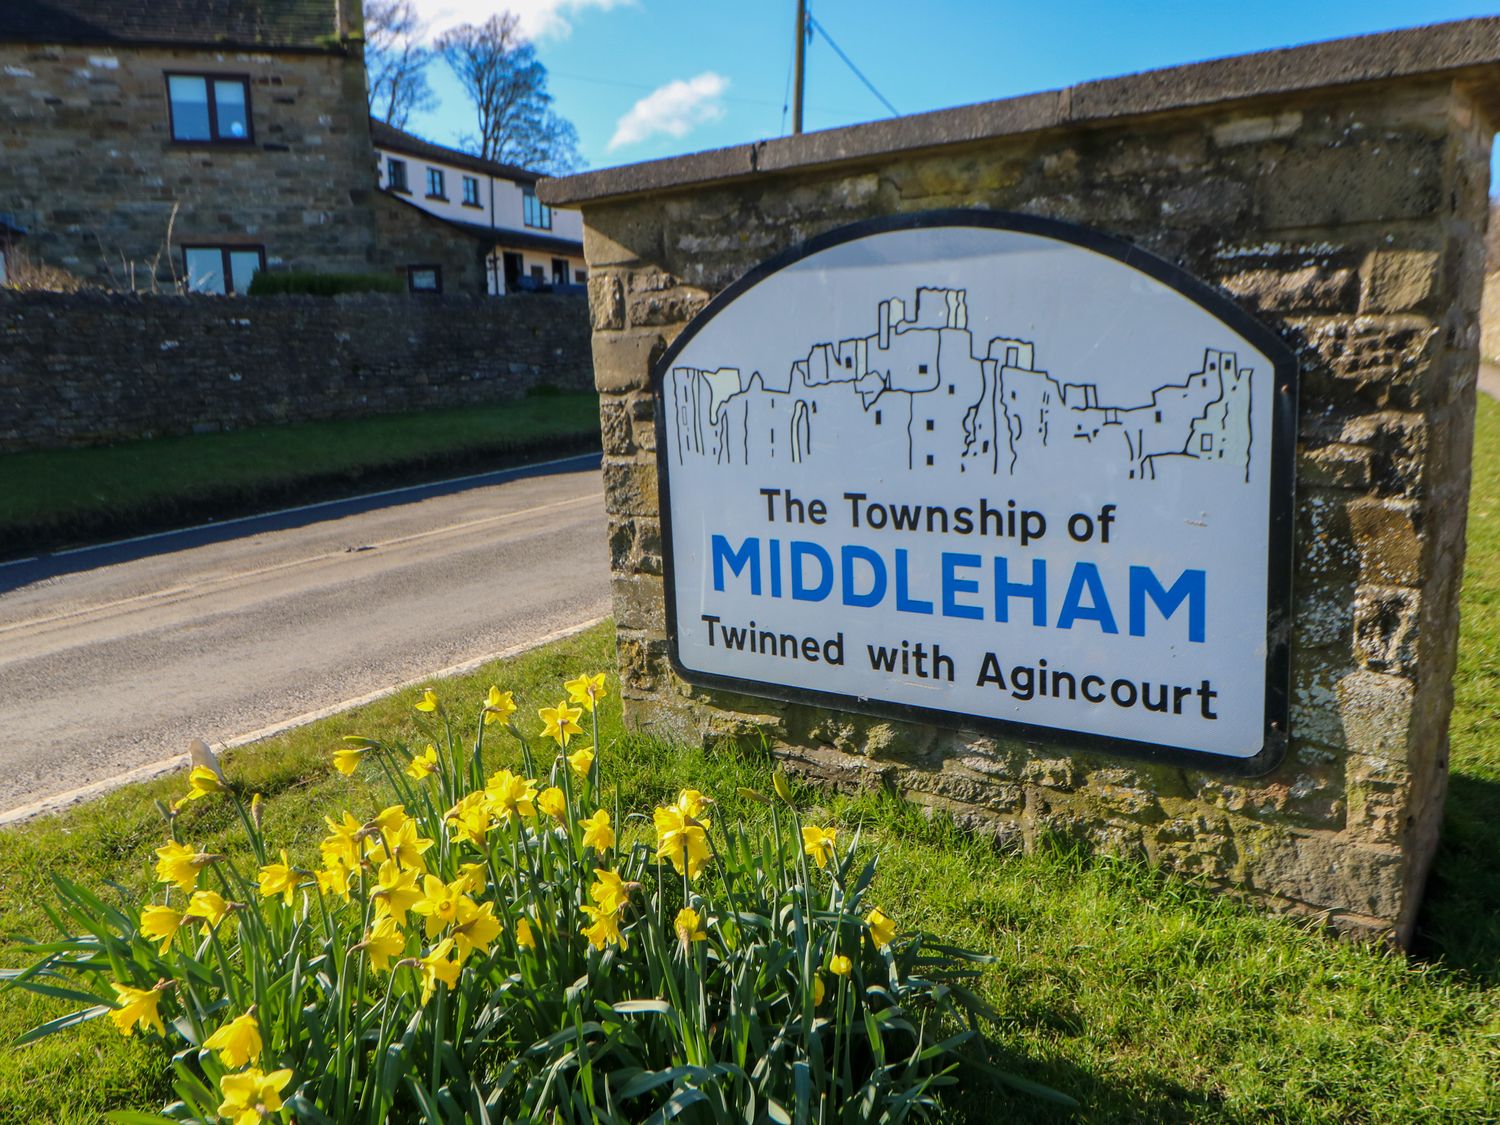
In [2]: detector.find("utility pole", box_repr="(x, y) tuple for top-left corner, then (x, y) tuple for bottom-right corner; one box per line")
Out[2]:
(792, 0), (806, 135)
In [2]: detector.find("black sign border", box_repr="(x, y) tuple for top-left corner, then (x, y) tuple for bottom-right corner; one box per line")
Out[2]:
(651, 209), (1297, 778)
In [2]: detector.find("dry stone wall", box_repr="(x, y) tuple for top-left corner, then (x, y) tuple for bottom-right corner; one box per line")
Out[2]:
(545, 35), (1498, 944)
(0, 291), (590, 450)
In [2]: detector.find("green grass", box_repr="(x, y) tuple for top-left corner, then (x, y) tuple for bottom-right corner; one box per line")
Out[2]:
(0, 391), (601, 556)
(1, 401), (1498, 1122)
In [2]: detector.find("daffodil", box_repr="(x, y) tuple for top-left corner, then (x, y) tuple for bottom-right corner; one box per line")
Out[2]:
(536, 785), (566, 821)
(515, 916), (536, 950)
(580, 808), (614, 852)
(564, 672), (608, 713)
(257, 849), (302, 905)
(866, 907), (897, 950)
(249, 791), (265, 831)
(674, 907), (707, 946)
(830, 953), (853, 976)
(217, 1066), (293, 1125)
(372, 859), (422, 925)
(580, 904), (625, 950)
(360, 915), (405, 972)
(452, 898), (501, 962)
(405, 744), (438, 780)
(414, 688), (439, 713)
(203, 1010), (261, 1068)
(454, 861), (486, 895)
(372, 804), (409, 839)
(446, 792), (493, 846)
(485, 768), (537, 822)
(674, 788), (711, 819)
(320, 811), (364, 870)
(801, 824), (838, 870)
(567, 745), (595, 779)
(419, 938), (462, 1003)
(813, 974), (827, 1006)
(538, 700), (584, 748)
(138, 905), (182, 954)
(184, 888), (232, 929)
(154, 841), (216, 892)
(411, 875), (465, 939)
(108, 982), (166, 1037)
(590, 868), (631, 915)
(380, 817), (435, 870)
(653, 803), (712, 880)
(316, 861), (353, 901)
(483, 685), (516, 725)
(331, 746), (366, 776)
(181, 765), (226, 802)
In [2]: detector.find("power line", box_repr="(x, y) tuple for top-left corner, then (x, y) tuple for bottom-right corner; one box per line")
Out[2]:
(806, 13), (899, 118)
(548, 67), (868, 117)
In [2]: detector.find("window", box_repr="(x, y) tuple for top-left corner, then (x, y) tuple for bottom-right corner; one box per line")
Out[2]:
(387, 157), (408, 192)
(183, 245), (264, 295)
(407, 265), (442, 294)
(426, 167), (446, 199)
(166, 74), (251, 142)
(573, 269), (586, 284)
(529, 264), (545, 283)
(462, 176), (481, 207)
(522, 185), (552, 230)
(0, 248), (7, 286)
(551, 258), (568, 284)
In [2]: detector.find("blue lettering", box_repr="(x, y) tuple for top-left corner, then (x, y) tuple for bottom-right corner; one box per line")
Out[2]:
(942, 552), (983, 619)
(841, 544), (887, 608)
(1057, 562), (1119, 634)
(791, 541), (833, 601)
(894, 548), (933, 615)
(712, 535), (760, 595)
(1129, 566), (1206, 643)
(994, 556), (1047, 626)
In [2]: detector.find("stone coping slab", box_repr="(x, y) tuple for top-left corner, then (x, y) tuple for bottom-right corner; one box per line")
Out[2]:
(539, 16), (1500, 207)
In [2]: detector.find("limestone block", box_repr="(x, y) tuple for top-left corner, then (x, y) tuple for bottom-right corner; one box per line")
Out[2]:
(1353, 585), (1421, 675)
(598, 397), (632, 456)
(1360, 250), (1441, 315)
(1220, 265), (1359, 313)
(1336, 668), (1416, 759)
(591, 328), (664, 393)
(587, 274), (624, 330)
(1238, 829), (1405, 922)
(1346, 497), (1423, 586)
(602, 458), (659, 519)
(611, 573), (665, 633)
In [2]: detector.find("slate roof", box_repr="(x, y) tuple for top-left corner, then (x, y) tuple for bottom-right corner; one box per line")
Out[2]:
(371, 119), (545, 186)
(0, 0), (343, 51)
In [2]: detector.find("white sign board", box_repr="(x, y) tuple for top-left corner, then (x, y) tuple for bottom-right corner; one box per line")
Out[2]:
(655, 213), (1295, 773)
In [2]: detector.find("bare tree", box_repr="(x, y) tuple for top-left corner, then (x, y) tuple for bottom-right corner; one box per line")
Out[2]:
(364, 0), (437, 129)
(434, 13), (582, 174)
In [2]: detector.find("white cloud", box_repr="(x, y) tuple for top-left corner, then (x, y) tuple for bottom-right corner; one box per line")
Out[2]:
(414, 0), (633, 41)
(608, 72), (728, 151)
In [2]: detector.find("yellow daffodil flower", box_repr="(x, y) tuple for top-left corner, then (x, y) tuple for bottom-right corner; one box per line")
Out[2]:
(580, 904), (625, 950)
(138, 905), (182, 954)
(217, 1066), (293, 1125)
(154, 841), (216, 892)
(108, 982), (166, 1037)
(580, 808), (614, 852)
(405, 744), (438, 780)
(484, 769), (538, 822)
(674, 788), (711, 819)
(203, 1010), (261, 1068)
(801, 825), (838, 870)
(674, 907), (707, 946)
(181, 765), (226, 802)
(446, 793), (493, 846)
(320, 811), (364, 870)
(331, 746), (365, 776)
(418, 938), (462, 1003)
(813, 973), (827, 1006)
(372, 804), (409, 839)
(590, 868), (631, 915)
(538, 700), (584, 748)
(830, 953), (853, 976)
(316, 861), (353, 901)
(452, 898), (501, 962)
(567, 745), (595, 779)
(454, 861), (486, 895)
(379, 818), (435, 871)
(564, 672), (608, 714)
(249, 791), (264, 831)
(516, 916), (536, 950)
(372, 860), (422, 925)
(866, 907), (897, 950)
(414, 688), (439, 713)
(653, 803), (712, 880)
(360, 915), (405, 973)
(184, 889), (232, 930)
(483, 685), (516, 725)
(536, 785), (566, 821)
(411, 875), (465, 939)
(257, 850), (302, 905)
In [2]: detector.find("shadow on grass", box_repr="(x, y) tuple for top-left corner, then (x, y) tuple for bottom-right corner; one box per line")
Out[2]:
(1412, 770), (1500, 983)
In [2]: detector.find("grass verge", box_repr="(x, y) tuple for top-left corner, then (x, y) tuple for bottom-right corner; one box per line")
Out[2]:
(0, 391), (601, 558)
(1, 400), (1497, 1123)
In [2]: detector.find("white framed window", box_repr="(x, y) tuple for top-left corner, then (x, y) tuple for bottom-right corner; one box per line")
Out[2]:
(183, 245), (264, 295)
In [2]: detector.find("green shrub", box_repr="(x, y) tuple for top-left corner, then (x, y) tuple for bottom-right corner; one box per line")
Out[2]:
(247, 270), (404, 296)
(3, 674), (1068, 1122)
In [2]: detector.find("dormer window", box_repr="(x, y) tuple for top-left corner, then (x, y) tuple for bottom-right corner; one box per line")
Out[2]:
(166, 74), (251, 143)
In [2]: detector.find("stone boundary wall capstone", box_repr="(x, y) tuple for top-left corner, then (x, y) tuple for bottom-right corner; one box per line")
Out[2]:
(541, 18), (1500, 944)
(0, 291), (591, 450)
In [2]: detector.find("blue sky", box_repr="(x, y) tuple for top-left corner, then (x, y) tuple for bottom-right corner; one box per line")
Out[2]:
(404, 1), (1499, 182)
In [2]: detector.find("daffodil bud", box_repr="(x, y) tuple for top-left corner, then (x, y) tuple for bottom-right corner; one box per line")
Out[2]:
(773, 770), (795, 806)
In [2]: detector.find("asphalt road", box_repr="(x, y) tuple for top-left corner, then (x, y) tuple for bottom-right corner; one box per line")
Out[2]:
(0, 461), (609, 819)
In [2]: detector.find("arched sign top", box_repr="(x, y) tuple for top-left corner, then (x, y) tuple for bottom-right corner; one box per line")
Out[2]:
(652, 210), (1297, 775)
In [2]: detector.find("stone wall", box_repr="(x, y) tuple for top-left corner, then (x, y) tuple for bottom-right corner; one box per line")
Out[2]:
(0, 290), (590, 449)
(545, 23), (1499, 944)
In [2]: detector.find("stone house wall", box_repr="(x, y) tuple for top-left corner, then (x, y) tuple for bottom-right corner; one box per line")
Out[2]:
(0, 290), (591, 450)
(544, 24), (1499, 944)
